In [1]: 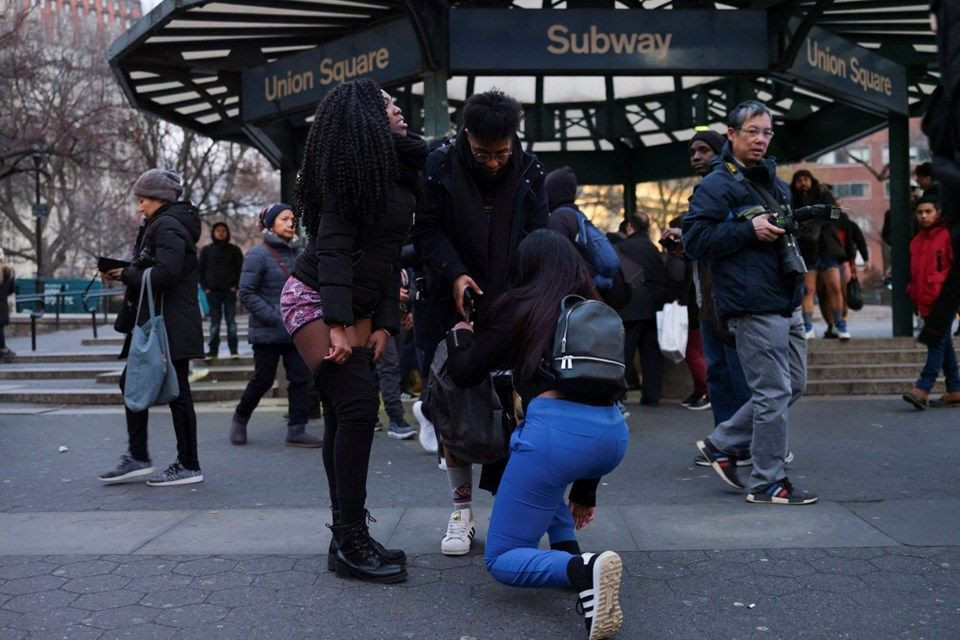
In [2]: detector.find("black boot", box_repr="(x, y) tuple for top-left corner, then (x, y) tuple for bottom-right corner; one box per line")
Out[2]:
(328, 519), (407, 584)
(327, 509), (406, 571)
(229, 412), (248, 445)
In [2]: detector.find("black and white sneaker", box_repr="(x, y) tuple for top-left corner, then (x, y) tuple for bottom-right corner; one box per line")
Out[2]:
(746, 477), (817, 505)
(684, 394), (711, 411)
(573, 552), (624, 640)
(695, 438), (745, 489)
(693, 450), (793, 467)
(146, 462), (204, 487)
(98, 455), (153, 484)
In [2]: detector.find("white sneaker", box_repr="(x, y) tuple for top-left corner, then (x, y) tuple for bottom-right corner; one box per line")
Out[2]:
(440, 508), (475, 556)
(413, 401), (438, 453)
(804, 328), (816, 340)
(575, 551), (624, 640)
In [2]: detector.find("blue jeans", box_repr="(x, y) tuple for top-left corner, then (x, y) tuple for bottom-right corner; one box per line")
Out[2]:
(207, 290), (238, 356)
(916, 326), (960, 393)
(484, 398), (629, 589)
(700, 320), (751, 426)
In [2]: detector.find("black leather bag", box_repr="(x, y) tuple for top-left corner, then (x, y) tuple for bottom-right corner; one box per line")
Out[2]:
(846, 275), (865, 311)
(550, 295), (627, 399)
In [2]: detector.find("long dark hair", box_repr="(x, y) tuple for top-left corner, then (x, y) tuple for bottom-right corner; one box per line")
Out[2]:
(294, 79), (397, 238)
(490, 229), (599, 381)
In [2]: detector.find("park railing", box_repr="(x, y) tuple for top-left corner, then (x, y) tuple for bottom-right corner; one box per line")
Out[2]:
(13, 285), (125, 351)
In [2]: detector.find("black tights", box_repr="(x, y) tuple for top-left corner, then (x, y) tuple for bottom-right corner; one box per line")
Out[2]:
(313, 346), (379, 524)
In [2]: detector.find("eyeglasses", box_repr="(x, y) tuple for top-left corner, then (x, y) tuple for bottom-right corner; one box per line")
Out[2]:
(472, 149), (512, 164)
(736, 127), (775, 140)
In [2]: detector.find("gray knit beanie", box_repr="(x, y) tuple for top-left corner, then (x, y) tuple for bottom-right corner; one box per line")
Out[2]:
(132, 169), (183, 203)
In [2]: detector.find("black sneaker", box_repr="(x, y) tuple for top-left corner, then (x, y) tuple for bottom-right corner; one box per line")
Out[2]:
(680, 392), (699, 407)
(99, 454), (153, 484)
(823, 325), (839, 339)
(685, 394), (711, 411)
(146, 462), (203, 487)
(695, 439), (745, 489)
(573, 552), (623, 640)
(693, 450), (793, 467)
(746, 478), (817, 505)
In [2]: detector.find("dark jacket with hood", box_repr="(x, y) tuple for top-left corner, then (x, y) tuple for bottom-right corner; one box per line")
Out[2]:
(119, 201), (204, 361)
(412, 130), (549, 339)
(790, 173), (844, 263)
(292, 132), (427, 336)
(683, 144), (803, 320)
(198, 223), (243, 292)
(240, 232), (300, 344)
(615, 229), (665, 322)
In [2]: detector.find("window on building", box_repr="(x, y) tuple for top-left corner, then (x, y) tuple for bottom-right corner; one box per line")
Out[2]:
(816, 147), (871, 165)
(832, 183), (870, 198)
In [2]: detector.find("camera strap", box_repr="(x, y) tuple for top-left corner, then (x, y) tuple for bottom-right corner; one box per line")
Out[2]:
(723, 161), (788, 214)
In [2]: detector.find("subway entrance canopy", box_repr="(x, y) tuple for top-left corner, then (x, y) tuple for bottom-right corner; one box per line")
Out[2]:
(109, 0), (938, 189)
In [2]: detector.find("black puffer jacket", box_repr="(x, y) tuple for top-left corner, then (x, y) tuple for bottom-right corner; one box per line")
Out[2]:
(198, 225), (243, 292)
(240, 232), (299, 344)
(291, 184), (415, 336)
(120, 201), (204, 361)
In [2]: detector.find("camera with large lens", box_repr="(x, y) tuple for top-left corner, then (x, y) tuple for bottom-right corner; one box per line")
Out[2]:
(738, 204), (840, 275)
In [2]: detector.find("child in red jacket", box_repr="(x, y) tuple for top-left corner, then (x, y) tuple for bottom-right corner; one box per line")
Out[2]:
(903, 197), (960, 409)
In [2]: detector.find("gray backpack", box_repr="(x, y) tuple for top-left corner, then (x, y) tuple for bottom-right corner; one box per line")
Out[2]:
(551, 295), (627, 399)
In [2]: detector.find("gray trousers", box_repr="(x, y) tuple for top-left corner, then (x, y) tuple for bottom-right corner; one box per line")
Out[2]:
(374, 336), (405, 423)
(708, 310), (806, 492)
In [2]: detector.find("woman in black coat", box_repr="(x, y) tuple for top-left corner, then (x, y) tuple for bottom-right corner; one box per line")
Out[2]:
(282, 79), (427, 584)
(0, 250), (14, 359)
(99, 169), (205, 488)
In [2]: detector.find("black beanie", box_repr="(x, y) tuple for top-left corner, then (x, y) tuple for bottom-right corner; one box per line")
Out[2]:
(545, 166), (578, 211)
(689, 130), (725, 156)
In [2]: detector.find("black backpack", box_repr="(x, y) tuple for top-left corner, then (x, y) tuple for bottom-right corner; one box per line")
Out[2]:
(550, 295), (627, 399)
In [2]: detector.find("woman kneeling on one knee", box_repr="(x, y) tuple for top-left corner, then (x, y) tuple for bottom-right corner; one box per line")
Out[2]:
(280, 78), (427, 584)
(445, 229), (629, 640)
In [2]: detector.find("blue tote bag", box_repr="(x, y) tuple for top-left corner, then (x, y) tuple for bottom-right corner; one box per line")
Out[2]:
(123, 268), (179, 412)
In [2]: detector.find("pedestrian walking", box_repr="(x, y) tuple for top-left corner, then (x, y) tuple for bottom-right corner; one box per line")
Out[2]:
(99, 169), (205, 487)
(229, 204), (321, 447)
(0, 250), (15, 360)
(282, 79), (426, 583)
(199, 222), (243, 359)
(374, 333), (417, 439)
(446, 230), (628, 640)
(683, 100), (815, 505)
(903, 197), (960, 409)
(411, 89), (549, 556)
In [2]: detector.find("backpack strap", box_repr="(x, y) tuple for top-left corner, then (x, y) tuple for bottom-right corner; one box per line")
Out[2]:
(264, 243), (291, 279)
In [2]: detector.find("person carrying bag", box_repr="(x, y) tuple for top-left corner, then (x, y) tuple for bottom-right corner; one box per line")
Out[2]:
(123, 268), (179, 411)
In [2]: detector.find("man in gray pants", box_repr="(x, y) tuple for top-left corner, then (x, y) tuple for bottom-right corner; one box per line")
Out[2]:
(375, 337), (417, 440)
(682, 100), (817, 505)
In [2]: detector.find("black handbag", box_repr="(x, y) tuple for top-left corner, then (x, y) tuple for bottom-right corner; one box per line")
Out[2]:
(846, 275), (865, 311)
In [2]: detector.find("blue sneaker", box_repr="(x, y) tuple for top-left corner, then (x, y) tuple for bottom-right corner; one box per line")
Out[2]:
(835, 319), (851, 341)
(387, 420), (417, 440)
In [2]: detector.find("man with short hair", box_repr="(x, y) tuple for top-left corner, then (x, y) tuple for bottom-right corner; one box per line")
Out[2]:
(915, 161), (941, 202)
(683, 100), (816, 505)
(412, 90), (549, 555)
(198, 222), (243, 360)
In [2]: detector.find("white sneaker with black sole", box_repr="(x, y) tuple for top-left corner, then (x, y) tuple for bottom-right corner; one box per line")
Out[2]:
(146, 462), (203, 486)
(99, 454), (153, 484)
(413, 400), (438, 453)
(574, 551), (624, 640)
(440, 508), (475, 556)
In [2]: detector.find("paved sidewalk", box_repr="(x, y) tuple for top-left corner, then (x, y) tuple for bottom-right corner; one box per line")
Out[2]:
(0, 398), (958, 639)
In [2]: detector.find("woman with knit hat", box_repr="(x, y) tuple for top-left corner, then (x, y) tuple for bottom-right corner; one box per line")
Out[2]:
(99, 168), (205, 487)
(228, 204), (321, 448)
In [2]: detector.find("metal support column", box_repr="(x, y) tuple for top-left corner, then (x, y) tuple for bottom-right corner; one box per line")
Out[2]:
(423, 70), (449, 142)
(888, 113), (912, 337)
(279, 165), (298, 205)
(623, 179), (637, 222)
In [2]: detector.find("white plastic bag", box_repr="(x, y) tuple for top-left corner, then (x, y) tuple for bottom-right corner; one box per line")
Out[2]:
(656, 301), (688, 363)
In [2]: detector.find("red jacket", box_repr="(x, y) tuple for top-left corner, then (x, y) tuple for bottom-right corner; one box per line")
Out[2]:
(908, 221), (954, 316)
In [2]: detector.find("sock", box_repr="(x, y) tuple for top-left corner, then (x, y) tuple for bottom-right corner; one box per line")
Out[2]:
(802, 312), (813, 330)
(566, 553), (594, 591)
(447, 464), (472, 511)
(833, 309), (843, 325)
(551, 540), (582, 555)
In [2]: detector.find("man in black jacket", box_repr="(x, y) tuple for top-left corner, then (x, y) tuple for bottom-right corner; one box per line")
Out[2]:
(411, 90), (548, 557)
(198, 222), (243, 360)
(617, 213), (666, 405)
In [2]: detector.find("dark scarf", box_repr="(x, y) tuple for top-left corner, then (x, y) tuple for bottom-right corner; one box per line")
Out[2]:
(450, 129), (523, 296)
(393, 132), (427, 194)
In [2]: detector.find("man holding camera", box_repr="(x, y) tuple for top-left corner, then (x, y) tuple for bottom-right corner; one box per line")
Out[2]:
(682, 100), (816, 505)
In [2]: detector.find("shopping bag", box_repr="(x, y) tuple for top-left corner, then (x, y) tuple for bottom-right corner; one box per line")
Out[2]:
(656, 301), (688, 363)
(123, 268), (179, 411)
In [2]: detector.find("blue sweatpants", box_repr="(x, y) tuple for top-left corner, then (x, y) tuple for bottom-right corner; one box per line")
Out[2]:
(484, 397), (629, 589)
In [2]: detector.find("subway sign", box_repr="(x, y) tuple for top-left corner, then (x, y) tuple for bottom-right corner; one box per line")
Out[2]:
(449, 9), (769, 74)
(783, 25), (907, 115)
(241, 20), (422, 123)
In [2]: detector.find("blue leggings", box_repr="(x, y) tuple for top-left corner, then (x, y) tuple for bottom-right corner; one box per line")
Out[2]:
(484, 397), (629, 589)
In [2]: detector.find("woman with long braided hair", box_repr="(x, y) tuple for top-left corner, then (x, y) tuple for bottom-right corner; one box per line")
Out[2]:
(282, 79), (427, 583)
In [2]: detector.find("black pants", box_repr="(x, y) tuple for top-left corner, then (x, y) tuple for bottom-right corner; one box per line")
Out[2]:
(313, 346), (379, 524)
(119, 358), (199, 469)
(236, 343), (311, 427)
(0, 325), (6, 350)
(624, 319), (664, 404)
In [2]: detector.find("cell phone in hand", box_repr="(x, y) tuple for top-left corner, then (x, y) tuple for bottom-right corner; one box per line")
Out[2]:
(463, 288), (476, 323)
(97, 257), (131, 273)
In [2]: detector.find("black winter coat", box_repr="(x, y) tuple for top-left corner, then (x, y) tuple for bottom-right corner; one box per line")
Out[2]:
(616, 233), (666, 322)
(291, 182), (415, 336)
(240, 233), (299, 344)
(119, 201), (204, 361)
(0, 267), (14, 326)
(198, 239), (243, 292)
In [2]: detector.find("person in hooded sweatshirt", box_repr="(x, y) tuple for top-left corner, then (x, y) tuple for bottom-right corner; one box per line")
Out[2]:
(199, 222), (244, 360)
(99, 169), (205, 487)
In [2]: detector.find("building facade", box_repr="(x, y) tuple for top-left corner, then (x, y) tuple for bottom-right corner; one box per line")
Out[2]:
(12, 0), (142, 30)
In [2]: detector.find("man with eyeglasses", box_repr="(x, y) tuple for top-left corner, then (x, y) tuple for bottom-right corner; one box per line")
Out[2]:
(412, 89), (549, 555)
(682, 100), (816, 506)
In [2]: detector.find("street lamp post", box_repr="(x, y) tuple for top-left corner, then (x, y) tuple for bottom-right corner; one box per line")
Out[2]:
(30, 151), (48, 310)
